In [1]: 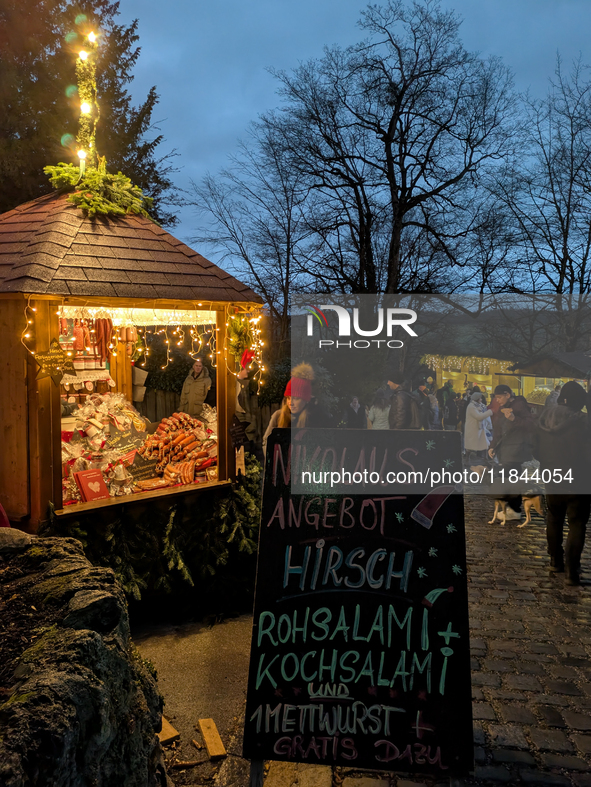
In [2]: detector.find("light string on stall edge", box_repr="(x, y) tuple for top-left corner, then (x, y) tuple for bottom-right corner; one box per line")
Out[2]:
(56, 302), (216, 369)
(222, 306), (266, 393)
(53, 302), (262, 382)
(20, 294), (37, 356)
(189, 324), (205, 359)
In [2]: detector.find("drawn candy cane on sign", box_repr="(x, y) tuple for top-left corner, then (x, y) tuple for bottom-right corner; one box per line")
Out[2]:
(411, 485), (460, 529)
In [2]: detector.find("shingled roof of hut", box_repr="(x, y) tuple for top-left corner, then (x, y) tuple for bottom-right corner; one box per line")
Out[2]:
(0, 192), (262, 303)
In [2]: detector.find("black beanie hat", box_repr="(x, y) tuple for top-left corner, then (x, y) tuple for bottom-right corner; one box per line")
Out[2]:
(558, 380), (587, 411)
(494, 384), (513, 396)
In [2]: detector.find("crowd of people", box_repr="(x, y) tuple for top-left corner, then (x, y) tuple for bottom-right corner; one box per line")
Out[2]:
(340, 372), (487, 434)
(263, 363), (590, 588)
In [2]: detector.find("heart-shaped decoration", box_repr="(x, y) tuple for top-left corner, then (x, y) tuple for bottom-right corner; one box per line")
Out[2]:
(88, 481), (101, 493)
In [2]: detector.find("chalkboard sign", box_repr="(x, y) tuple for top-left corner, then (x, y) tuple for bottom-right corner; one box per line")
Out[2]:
(243, 428), (473, 777)
(291, 427), (464, 496)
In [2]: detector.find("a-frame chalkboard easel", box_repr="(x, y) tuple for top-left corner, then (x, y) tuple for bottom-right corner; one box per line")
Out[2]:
(244, 428), (474, 782)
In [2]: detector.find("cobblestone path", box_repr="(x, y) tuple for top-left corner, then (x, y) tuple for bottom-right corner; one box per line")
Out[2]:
(458, 494), (591, 787)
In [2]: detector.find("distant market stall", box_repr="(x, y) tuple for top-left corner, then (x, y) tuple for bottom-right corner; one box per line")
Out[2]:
(510, 352), (591, 406)
(421, 351), (591, 406)
(0, 192), (263, 531)
(421, 353), (518, 396)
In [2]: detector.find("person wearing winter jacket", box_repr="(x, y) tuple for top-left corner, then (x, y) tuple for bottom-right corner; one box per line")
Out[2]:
(490, 396), (536, 465)
(179, 358), (211, 417)
(263, 363), (321, 453)
(489, 396), (537, 521)
(490, 384), (515, 443)
(428, 394), (440, 430)
(464, 393), (493, 465)
(436, 380), (455, 428)
(368, 389), (391, 430)
(544, 385), (562, 408)
(534, 380), (591, 585)
(386, 373), (421, 430)
(443, 393), (459, 431)
(413, 380), (433, 430)
(345, 396), (368, 428)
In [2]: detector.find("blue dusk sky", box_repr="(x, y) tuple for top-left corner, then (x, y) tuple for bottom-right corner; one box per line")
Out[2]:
(116, 0), (591, 253)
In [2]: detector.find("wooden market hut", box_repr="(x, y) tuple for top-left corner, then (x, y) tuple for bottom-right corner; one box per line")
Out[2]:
(0, 192), (263, 531)
(511, 352), (591, 384)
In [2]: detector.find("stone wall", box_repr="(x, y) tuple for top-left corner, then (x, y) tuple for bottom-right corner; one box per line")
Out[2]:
(0, 531), (171, 787)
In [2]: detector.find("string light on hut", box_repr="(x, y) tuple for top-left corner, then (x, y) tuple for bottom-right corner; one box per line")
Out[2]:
(224, 309), (265, 391)
(20, 295), (37, 356)
(189, 325), (204, 359)
(139, 327), (152, 367)
(160, 325), (173, 369)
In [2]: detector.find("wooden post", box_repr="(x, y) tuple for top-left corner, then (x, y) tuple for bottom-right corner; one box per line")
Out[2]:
(27, 299), (62, 531)
(216, 311), (236, 482)
(0, 294), (30, 522)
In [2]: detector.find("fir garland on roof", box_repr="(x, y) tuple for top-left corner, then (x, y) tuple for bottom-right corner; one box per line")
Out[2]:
(43, 24), (155, 222)
(44, 157), (155, 220)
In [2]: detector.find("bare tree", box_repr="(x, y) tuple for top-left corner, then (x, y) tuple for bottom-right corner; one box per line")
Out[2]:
(263, 0), (518, 293)
(191, 123), (310, 353)
(496, 56), (591, 296)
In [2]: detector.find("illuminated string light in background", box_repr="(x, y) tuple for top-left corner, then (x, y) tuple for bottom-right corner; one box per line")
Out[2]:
(421, 354), (512, 375)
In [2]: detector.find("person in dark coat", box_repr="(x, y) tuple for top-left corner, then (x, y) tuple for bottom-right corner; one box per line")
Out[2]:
(436, 380), (454, 428)
(444, 393), (460, 430)
(490, 384), (515, 443)
(412, 380), (432, 430)
(535, 381), (591, 585)
(346, 396), (367, 429)
(489, 396), (536, 521)
(386, 372), (421, 430)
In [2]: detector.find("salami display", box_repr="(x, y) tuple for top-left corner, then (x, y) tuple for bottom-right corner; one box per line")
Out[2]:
(61, 394), (218, 506)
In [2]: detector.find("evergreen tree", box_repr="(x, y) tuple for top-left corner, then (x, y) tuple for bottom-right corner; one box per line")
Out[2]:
(0, 0), (178, 224)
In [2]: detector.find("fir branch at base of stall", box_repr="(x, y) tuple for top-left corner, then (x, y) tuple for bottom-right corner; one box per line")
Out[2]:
(44, 159), (154, 220)
(44, 454), (262, 608)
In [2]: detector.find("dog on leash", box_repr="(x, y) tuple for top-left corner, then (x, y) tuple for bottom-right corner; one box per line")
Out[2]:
(488, 496), (544, 527)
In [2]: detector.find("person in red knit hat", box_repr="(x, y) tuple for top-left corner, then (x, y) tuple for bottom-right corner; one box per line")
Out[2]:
(263, 363), (315, 452)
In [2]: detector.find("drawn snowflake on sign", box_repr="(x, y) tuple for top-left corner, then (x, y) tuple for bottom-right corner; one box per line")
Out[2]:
(446, 523), (457, 533)
(425, 440), (436, 451)
(452, 565), (462, 575)
(443, 458), (455, 468)
(428, 547), (438, 558)
(417, 567), (428, 578)
(395, 512), (404, 523)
